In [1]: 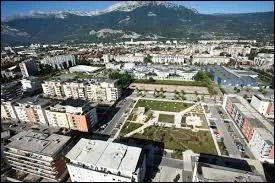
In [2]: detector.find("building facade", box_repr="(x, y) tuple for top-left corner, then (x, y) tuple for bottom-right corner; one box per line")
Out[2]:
(250, 94), (274, 117)
(19, 59), (38, 78)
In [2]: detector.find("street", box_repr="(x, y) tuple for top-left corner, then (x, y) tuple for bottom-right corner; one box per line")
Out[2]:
(208, 105), (241, 158)
(100, 98), (133, 135)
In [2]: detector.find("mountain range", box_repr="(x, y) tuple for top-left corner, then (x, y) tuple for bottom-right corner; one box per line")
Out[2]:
(1, 1), (274, 46)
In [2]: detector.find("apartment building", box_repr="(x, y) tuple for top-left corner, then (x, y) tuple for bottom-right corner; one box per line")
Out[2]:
(45, 99), (97, 132)
(40, 54), (76, 69)
(192, 55), (230, 65)
(223, 94), (274, 162)
(249, 128), (274, 163)
(65, 139), (146, 182)
(19, 59), (39, 78)
(13, 96), (51, 125)
(152, 54), (186, 64)
(254, 53), (274, 70)
(3, 130), (72, 181)
(192, 153), (264, 182)
(42, 79), (121, 103)
(250, 94), (274, 118)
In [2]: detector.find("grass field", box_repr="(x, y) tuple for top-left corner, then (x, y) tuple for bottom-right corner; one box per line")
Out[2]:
(135, 99), (192, 112)
(158, 114), (175, 123)
(120, 122), (143, 135)
(131, 126), (217, 155)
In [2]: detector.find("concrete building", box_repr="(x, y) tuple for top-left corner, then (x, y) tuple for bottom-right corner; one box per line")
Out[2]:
(19, 59), (38, 78)
(45, 99), (97, 132)
(1, 101), (18, 121)
(40, 54), (76, 69)
(65, 139), (146, 182)
(254, 53), (274, 70)
(250, 94), (274, 118)
(41, 80), (63, 97)
(12, 96), (51, 125)
(3, 130), (72, 182)
(192, 153), (265, 182)
(248, 128), (274, 163)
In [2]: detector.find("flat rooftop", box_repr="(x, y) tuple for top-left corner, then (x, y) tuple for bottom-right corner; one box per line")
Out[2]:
(66, 139), (142, 173)
(69, 65), (102, 72)
(15, 96), (51, 107)
(6, 130), (71, 157)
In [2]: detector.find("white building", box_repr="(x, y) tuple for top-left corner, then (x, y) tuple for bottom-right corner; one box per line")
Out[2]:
(69, 65), (102, 74)
(114, 53), (144, 63)
(152, 54), (186, 64)
(20, 76), (41, 93)
(19, 59), (38, 78)
(40, 54), (76, 69)
(250, 94), (274, 117)
(1, 101), (18, 120)
(42, 79), (121, 103)
(105, 63), (121, 70)
(248, 128), (274, 163)
(123, 63), (135, 70)
(66, 139), (146, 182)
(254, 53), (274, 70)
(192, 55), (230, 65)
(175, 70), (198, 80)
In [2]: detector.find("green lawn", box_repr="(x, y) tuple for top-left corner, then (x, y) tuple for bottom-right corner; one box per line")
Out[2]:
(135, 99), (193, 112)
(218, 140), (229, 156)
(131, 126), (217, 155)
(127, 111), (138, 121)
(120, 122), (143, 135)
(158, 114), (175, 123)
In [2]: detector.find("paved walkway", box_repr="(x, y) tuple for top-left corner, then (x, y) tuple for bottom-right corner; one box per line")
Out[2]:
(124, 118), (156, 137)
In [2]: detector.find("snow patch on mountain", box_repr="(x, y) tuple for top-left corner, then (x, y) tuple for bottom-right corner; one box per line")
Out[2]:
(147, 12), (157, 16)
(1, 25), (29, 37)
(119, 16), (131, 24)
(89, 29), (124, 38)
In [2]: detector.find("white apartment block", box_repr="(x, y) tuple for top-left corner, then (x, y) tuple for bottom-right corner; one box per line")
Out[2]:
(123, 63), (135, 70)
(42, 79), (121, 103)
(40, 54), (76, 69)
(192, 55), (230, 65)
(250, 94), (274, 117)
(20, 76), (41, 93)
(114, 53), (144, 63)
(152, 54), (186, 64)
(66, 139), (146, 182)
(42, 81), (63, 97)
(254, 53), (274, 70)
(248, 128), (274, 163)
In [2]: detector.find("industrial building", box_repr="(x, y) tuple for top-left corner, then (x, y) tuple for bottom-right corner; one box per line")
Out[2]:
(204, 66), (260, 87)
(66, 139), (146, 182)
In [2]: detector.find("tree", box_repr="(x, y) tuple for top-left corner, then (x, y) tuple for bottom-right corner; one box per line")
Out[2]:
(195, 91), (198, 96)
(234, 87), (238, 91)
(144, 54), (153, 63)
(236, 89), (241, 93)
(243, 94), (248, 99)
(68, 60), (73, 67)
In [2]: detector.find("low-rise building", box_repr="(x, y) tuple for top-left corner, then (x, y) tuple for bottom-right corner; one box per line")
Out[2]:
(65, 139), (146, 182)
(69, 65), (102, 74)
(20, 76), (41, 93)
(3, 130), (72, 181)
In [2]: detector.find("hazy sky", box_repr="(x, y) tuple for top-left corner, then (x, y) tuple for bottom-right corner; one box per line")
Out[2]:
(1, 1), (274, 19)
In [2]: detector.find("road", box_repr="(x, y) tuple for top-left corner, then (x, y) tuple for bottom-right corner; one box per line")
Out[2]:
(208, 105), (241, 158)
(100, 98), (133, 135)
